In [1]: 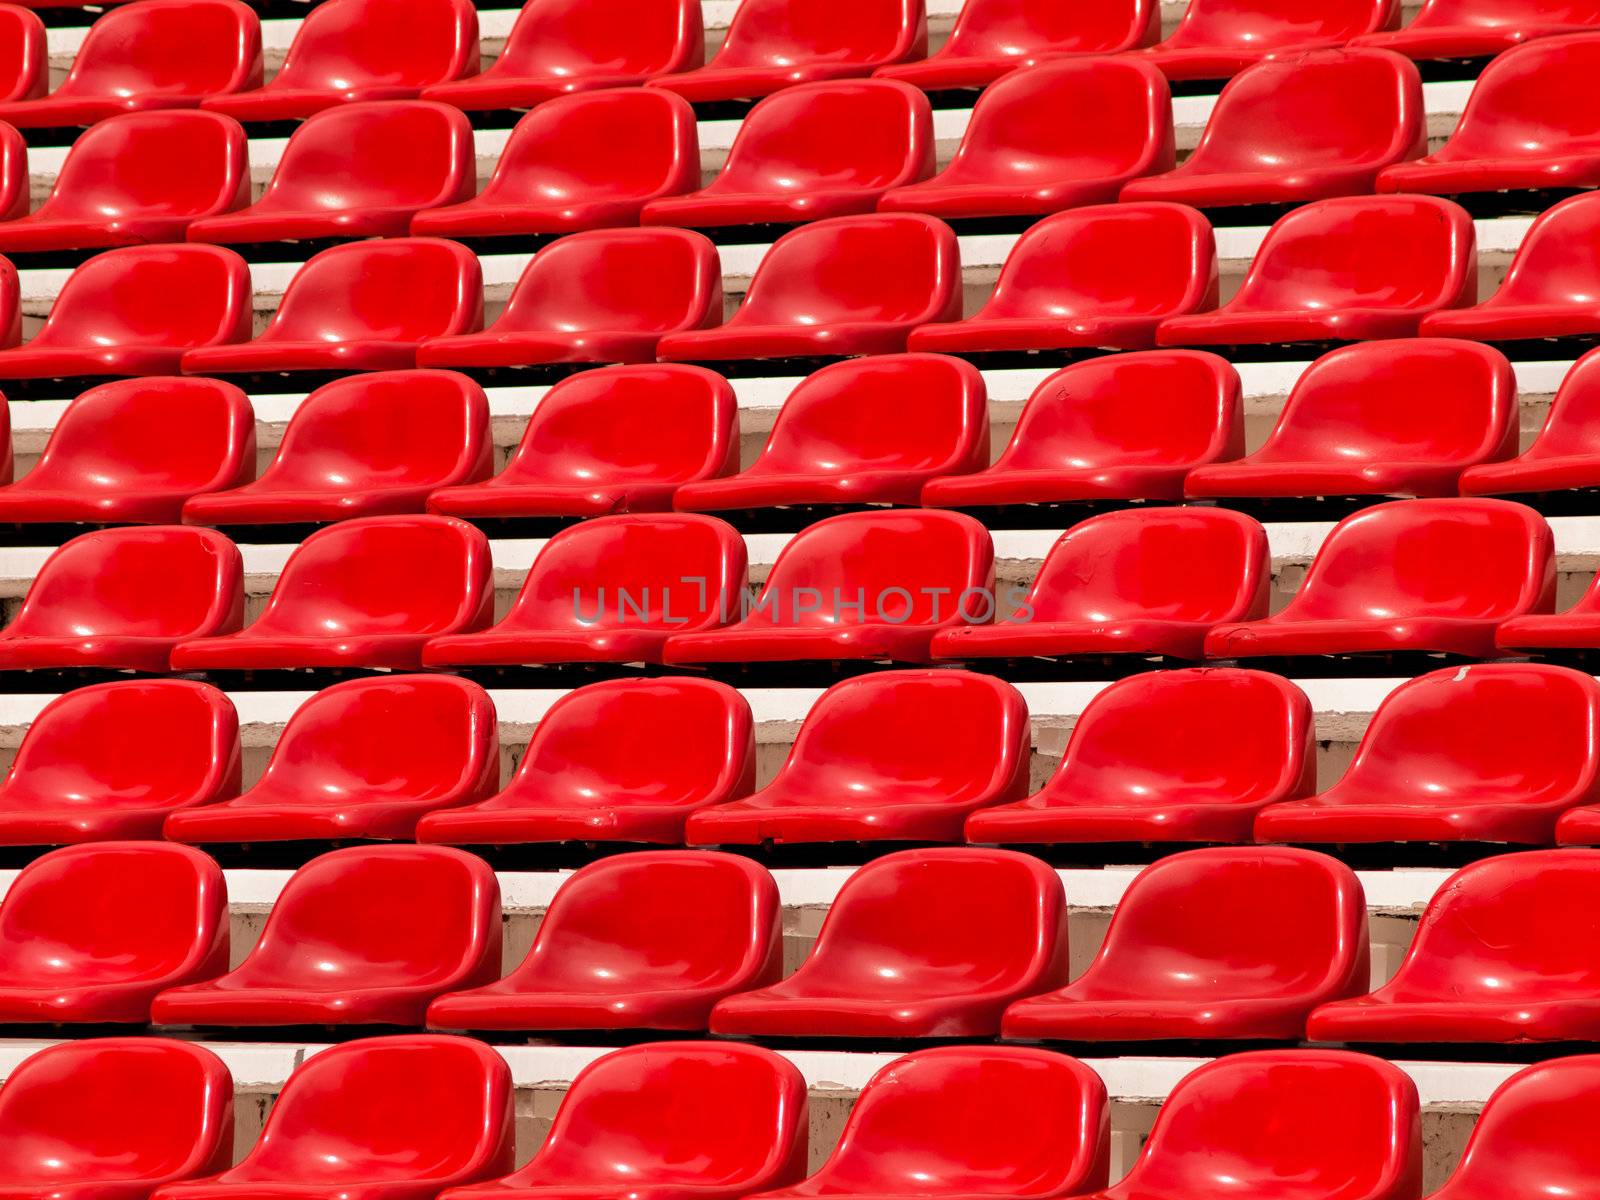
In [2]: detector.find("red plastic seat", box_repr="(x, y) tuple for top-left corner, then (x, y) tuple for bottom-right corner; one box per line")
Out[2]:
(966, 668), (1314, 844)
(1121, 50), (1424, 210)
(0, 842), (225, 1023)
(155, 1035), (513, 1200)
(932, 508), (1269, 663)
(0, 7), (46, 106)
(181, 239), (483, 379)
(0, 527), (242, 673)
(663, 510), (993, 667)
(1184, 340), (1516, 501)
(711, 847), (1066, 1039)
(200, 0), (479, 124)
(0, 0), (261, 130)
(1158, 196), (1477, 347)
(421, 514), (747, 668)
(171, 515), (490, 672)
(182, 370), (489, 527)
(0, 1039), (232, 1197)
(0, 377), (254, 525)
(0, 124), (24, 227)
(438, 1043), (805, 1200)
(426, 851), (777, 1032)
(1307, 850), (1600, 1042)
(1496, 563), (1600, 654)
(1352, 0), (1600, 62)
(640, 81), (933, 232)
(417, 229), (721, 372)
(164, 674), (497, 843)
(923, 351), (1241, 507)
(645, 0), (926, 106)
(1127, 0), (1400, 82)
(0, 112), (249, 256)
(151, 846), (500, 1027)
(1463, 348), (1600, 496)
(688, 670), (1027, 846)
(0, 245), (251, 383)
(0, 680), (238, 844)
(877, 59), (1172, 220)
(421, 0), (703, 113)
(1206, 499), (1555, 661)
(673, 354), (988, 513)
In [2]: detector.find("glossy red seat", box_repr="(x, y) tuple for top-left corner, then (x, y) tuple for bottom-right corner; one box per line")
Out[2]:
(663, 510), (993, 667)
(1184, 340), (1516, 501)
(711, 847), (1066, 1039)
(0, 124), (24, 227)
(1307, 850), (1600, 1042)
(923, 351), (1241, 507)
(1463, 348), (1600, 496)
(1352, 0), (1600, 62)
(674, 354), (987, 513)
(152, 846), (499, 1027)
(1121, 50), (1424, 210)
(0, 112), (248, 256)
(171, 516), (490, 672)
(421, 514), (747, 668)
(877, 59), (1172, 220)
(1158, 196), (1477, 347)
(967, 668), (1314, 844)
(200, 0), (479, 124)
(181, 239), (482, 379)
(154, 1035), (513, 1200)
(1496, 563), (1600, 654)
(1207, 499), (1555, 661)
(422, 0), (703, 113)
(0, 527), (242, 673)
(183, 370), (489, 527)
(164, 675), (497, 843)
(438, 1043), (805, 1200)
(688, 670), (1028, 845)
(0, 842), (225, 1023)
(426, 851), (777, 1032)
(416, 229), (721, 372)
(656, 214), (960, 364)
(0, 7), (46, 105)
(932, 508), (1269, 663)
(1128, 0), (1400, 81)
(641, 81), (933, 232)
(0, 377), (254, 526)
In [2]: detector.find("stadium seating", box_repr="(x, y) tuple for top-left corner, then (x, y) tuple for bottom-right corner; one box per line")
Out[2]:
(1463, 348), (1600, 496)
(662, 510), (993, 667)
(1352, 0), (1600, 63)
(931, 508), (1269, 663)
(1497, 563), (1600, 653)
(1127, 0), (1401, 82)
(181, 370), (490, 526)
(1257, 664), (1600, 844)
(421, 0), (704, 112)
(410, 89), (700, 241)
(906, 203), (1218, 356)
(922, 351), (1242, 507)
(0, 842), (226, 1023)
(1205, 499), (1555, 661)
(875, 59), (1174, 220)
(685, 670), (1030, 844)
(673, 354), (987, 512)
(640, 81), (934, 232)
(1183, 339), (1516, 501)
(0, 376), (254, 525)
(965, 668), (1315, 844)
(163, 674), (498, 843)
(0, 125), (22, 226)
(656, 214), (960, 364)
(170, 515), (491, 672)
(200, 0), (480, 124)
(0, 680), (238, 843)
(0, 526), (242, 673)
(0, 7), (45, 106)
(416, 678), (754, 845)
(417, 229), (722, 372)
(0, 112), (249, 255)
(155, 1035), (513, 1199)
(422, 513), (747, 668)
(711, 847), (1067, 1039)
(181, 239), (483, 378)
(426, 851), (778, 1031)
(1120, 50), (1425, 210)
(151, 846), (500, 1027)
(1307, 850), (1600, 1042)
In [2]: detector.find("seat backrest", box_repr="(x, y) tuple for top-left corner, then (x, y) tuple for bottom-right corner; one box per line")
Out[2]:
(1437, 1058), (1600, 1198)
(38, 110), (248, 220)
(491, 0), (703, 79)
(0, 5), (46, 103)
(0, 123), (24, 223)
(1478, 190), (1600, 307)
(1432, 34), (1600, 161)
(710, 0), (926, 69)
(1520, 345), (1600, 460)
(263, 239), (482, 344)
(268, 0), (478, 92)
(1403, 0), (1600, 30)
(942, 0), (1158, 57)
(1158, 0), (1397, 50)
(55, 0), (261, 101)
